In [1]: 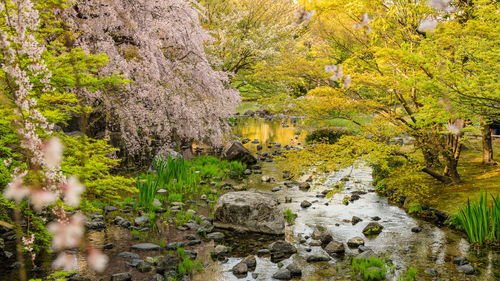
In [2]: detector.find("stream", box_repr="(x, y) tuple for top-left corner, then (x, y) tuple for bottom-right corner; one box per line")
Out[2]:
(1, 114), (498, 281)
(194, 115), (499, 281)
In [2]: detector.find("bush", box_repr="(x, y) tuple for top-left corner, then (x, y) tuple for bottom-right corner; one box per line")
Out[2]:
(60, 135), (136, 205)
(306, 128), (350, 144)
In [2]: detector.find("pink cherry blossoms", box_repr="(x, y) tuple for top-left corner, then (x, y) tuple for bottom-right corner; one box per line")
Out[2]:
(64, 0), (241, 160)
(325, 64), (351, 88)
(1, 0), (107, 275)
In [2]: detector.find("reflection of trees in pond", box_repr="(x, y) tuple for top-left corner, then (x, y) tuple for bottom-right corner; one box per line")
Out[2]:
(234, 118), (305, 151)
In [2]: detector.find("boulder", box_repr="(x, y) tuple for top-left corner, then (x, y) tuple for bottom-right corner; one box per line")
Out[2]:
(214, 191), (285, 234)
(232, 262), (248, 275)
(306, 253), (331, 262)
(222, 142), (257, 165)
(347, 237), (365, 248)
(268, 240), (297, 261)
(300, 200), (312, 208)
(242, 255), (257, 269)
(286, 263), (302, 277)
(362, 222), (383, 235)
(352, 216), (362, 225)
(324, 240), (345, 256)
(272, 268), (292, 280)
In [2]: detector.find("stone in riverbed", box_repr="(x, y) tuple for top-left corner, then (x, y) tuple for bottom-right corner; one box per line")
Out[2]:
(104, 206), (118, 213)
(211, 245), (229, 259)
(352, 216), (362, 225)
(134, 215), (149, 226)
(272, 268), (292, 280)
(347, 237), (365, 248)
(156, 255), (179, 274)
(298, 182), (310, 190)
(242, 255), (257, 269)
(261, 176), (271, 182)
(206, 232), (225, 242)
(324, 240), (345, 256)
(300, 200), (312, 208)
(165, 242), (185, 250)
(110, 272), (132, 281)
(306, 253), (331, 262)
(358, 245), (370, 253)
(453, 256), (468, 265)
(214, 191), (285, 235)
(411, 226), (422, 233)
(457, 264), (475, 275)
(268, 240), (297, 261)
(131, 243), (160, 251)
(222, 142), (257, 165)
(85, 220), (106, 230)
(286, 263), (302, 277)
(136, 261), (152, 273)
(362, 222), (383, 235)
(232, 262), (248, 275)
(118, 251), (139, 259)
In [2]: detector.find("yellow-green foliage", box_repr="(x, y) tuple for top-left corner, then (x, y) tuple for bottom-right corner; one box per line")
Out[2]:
(60, 135), (136, 204)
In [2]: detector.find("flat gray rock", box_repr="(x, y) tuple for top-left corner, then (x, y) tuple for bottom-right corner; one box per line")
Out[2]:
(131, 243), (160, 251)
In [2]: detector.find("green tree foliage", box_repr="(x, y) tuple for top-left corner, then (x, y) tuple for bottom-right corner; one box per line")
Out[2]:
(272, 0), (499, 195)
(201, 0), (301, 99)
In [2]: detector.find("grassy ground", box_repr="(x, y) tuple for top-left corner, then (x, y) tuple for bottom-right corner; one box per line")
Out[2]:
(427, 139), (500, 214)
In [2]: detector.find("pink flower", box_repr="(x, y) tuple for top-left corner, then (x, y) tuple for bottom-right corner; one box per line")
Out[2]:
(48, 213), (85, 250)
(52, 252), (77, 271)
(3, 175), (30, 203)
(428, 0), (449, 10)
(62, 176), (85, 207)
(343, 75), (352, 88)
(42, 137), (63, 169)
(87, 247), (108, 272)
(30, 189), (58, 211)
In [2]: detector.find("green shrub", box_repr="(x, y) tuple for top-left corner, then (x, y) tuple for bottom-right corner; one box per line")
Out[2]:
(306, 128), (350, 144)
(60, 135), (136, 205)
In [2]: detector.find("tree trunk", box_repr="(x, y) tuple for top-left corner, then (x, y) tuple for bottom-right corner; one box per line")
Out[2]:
(481, 117), (495, 164)
(441, 126), (463, 184)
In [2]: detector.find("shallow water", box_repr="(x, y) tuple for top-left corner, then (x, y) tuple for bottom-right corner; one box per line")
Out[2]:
(195, 116), (499, 281)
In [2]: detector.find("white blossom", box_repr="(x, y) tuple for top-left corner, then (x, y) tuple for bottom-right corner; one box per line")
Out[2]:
(30, 189), (58, 211)
(88, 248), (109, 272)
(48, 213), (85, 250)
(52, 252), (78, 272)
(4, 174), (30, 203)
(418, 19), (438, 33)
(62, 176), (85, 207)
(42, 137), (63, 170)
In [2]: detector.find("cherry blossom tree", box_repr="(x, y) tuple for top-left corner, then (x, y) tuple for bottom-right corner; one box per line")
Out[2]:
(65, 0), (240, 161)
